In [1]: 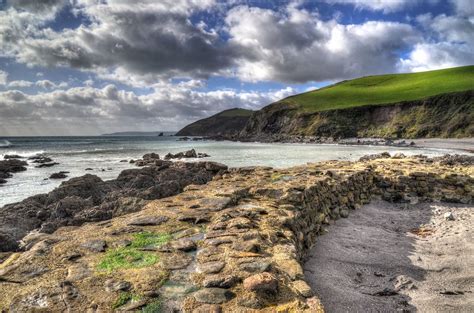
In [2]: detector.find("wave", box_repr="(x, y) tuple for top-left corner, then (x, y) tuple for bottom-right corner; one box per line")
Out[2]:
(0, 140), (12, 148)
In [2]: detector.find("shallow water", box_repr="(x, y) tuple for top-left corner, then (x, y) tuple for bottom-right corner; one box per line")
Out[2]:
(0, 136), (470, 206)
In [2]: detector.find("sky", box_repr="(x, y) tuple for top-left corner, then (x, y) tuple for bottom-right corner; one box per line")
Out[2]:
(0, 0), (473, 136)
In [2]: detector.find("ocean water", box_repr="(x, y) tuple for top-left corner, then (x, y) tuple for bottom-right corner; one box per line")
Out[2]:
(0, 136), (469, 207)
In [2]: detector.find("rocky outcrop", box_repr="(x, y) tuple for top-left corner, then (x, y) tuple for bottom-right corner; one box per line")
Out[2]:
(0, 154), (472, 312)
(239, 91), (474, 141)
(0, 159), (27, 185)
(176, 108), (253, 137)
(0, 160), (227, 252)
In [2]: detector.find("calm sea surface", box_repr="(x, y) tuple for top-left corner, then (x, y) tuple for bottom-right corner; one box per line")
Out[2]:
(0, 136), (469, 206)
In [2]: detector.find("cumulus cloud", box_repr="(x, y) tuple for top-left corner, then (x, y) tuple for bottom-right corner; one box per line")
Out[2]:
(0, 83), (294, 136)
(0, 70), (7, 85)
(400, 7), (474, 72)
(226, 5), (420, 83)
(1, 0), (233, 86)
(36, 80), (68, 89)
(321, 0), (424, 13)
(8, 80), (33, 87)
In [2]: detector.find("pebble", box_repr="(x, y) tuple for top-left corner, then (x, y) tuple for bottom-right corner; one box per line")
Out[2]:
(243, 272), (278, 293)
(291, 280), (313, 297)
(444, 212), (455, 221)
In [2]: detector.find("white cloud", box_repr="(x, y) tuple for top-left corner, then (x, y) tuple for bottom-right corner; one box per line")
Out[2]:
(8, 80), (33, 87)
(0, 70), (7, 85)
(321, 0), (424, 13)
(36, 80), (68, 89)
(226, 5), (420, 83)
(400, 10), (474, 72)
(0, 83), (294, 136)
(450, 0), (474, 16)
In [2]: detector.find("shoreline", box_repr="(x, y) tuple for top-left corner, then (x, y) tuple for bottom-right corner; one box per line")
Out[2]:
(200, 135), (474, 153)
(0, 153), (472, 311)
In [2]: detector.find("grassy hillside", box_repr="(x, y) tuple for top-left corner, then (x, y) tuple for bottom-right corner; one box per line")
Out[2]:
(176, 108), (254, 136)
(283, 65), (474, 112)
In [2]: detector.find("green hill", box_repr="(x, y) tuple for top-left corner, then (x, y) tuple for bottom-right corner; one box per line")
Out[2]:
(176, 108), (254, 136)
(284, 65), (474, 112)
(240, 66), (474, 139)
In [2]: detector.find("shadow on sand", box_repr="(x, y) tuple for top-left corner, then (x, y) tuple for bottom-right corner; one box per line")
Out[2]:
(303, 200), (435, 312)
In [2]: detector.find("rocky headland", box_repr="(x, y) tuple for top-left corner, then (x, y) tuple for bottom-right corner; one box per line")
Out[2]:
(0, 153), (472, 312)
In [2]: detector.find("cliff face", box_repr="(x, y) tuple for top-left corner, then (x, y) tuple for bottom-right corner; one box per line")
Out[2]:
(176, 108), (253, 136)
(240, 91), (474, 140)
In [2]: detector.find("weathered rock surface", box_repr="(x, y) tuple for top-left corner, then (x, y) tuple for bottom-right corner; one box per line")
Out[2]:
(0, 161), (227, 252)
(0, 155), (472, 312)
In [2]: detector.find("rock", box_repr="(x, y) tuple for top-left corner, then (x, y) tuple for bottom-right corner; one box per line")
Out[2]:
(161, 252), (192, 270)
(128, 215), (169, 226)
(194, 288), (234, 304)
(85, 168), (93, 171)
(3, 154), (23, 159)
(243, 272), (278, 294)
(142, 153), (160, 160)
(36, 162), (60, 168)
(81, 240), (107, 252)
(231, 240), (260, 253)
(202, 275), (240, 289)
(197, 261), (226, 274)
(170, 238), (197, 252)
(118, 299), (147, 311)
(192, 304), (222, 313)
(340, 208), (349, 218)
(239, 261), (271, 273)
(444, 212), (455, 221)
(104, 279), (131, 292)
(205, 162), (228, 172)
(291, 280), (313, 297)
(49, 171), (69, 179)
(275, 258), (304, 280)
(0, 161), (219, 252)
(66, 264), (90, 281)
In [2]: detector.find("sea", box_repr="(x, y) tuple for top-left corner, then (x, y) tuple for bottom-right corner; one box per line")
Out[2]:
(0, 136), (470, 207)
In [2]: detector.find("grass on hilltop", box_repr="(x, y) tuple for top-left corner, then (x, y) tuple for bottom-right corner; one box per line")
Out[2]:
(282, 65), (474, 112)
(217, 108), (254, 117)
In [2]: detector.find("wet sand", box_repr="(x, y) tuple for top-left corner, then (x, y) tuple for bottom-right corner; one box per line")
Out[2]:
(304, 200), (474, 313)
(411, 138), (474, 153)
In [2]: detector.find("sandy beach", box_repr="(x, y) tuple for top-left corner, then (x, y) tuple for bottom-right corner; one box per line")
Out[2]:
(411, 138), (474, 153)
(304, 200), (474, 312)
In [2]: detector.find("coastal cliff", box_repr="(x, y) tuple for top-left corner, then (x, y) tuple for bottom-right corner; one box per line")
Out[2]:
(178, 66), (474, 141)
(240, 90), (474, 141)
(0, 154), (472, 311)
(176, 108), (253, 137)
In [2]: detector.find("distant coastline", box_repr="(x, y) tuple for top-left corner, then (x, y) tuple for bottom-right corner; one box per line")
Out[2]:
(101, 131), (175, 136)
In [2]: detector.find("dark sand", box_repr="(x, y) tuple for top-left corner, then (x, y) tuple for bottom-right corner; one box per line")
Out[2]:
(304, 200), (473, 313)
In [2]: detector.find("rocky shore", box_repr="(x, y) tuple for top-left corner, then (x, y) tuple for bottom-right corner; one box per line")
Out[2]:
(0, 153), (226, 252)
(0, 154), (472, 312)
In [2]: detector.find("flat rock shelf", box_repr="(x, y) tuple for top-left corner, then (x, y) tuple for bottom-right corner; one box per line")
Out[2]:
(0, 154), (472, 312)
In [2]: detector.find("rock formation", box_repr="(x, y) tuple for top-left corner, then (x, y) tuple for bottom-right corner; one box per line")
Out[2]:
(0, 154), (472, 312)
